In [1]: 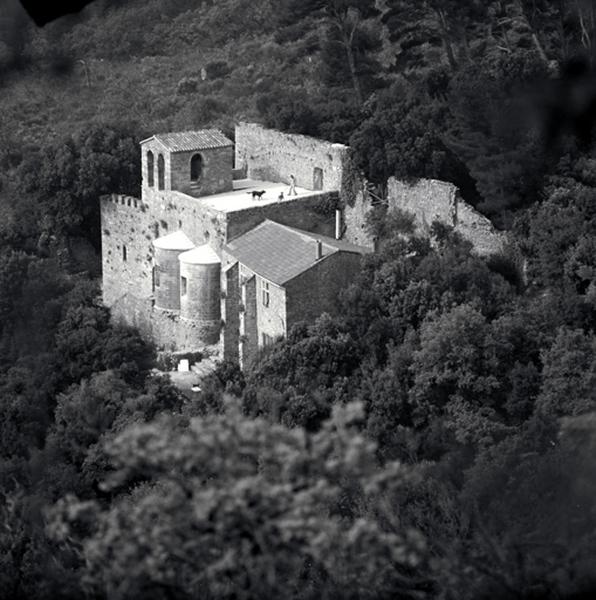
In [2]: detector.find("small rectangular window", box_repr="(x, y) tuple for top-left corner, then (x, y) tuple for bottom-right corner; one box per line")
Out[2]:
(153, 266), (160, 289)
(122, 245), (127, 262)
(262, 281), (270, 307)
(262, 333), (273, 347)
(181, 276), (188, 296)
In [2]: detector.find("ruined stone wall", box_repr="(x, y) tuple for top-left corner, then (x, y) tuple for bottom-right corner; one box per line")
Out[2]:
(342, 187), (376, 248)
(456, 202), (507, 256)
(386, 177), (506, 256)
(235, 122), (349, 192)
(387, 178), (457, 233)
(285, 252), (362, 329)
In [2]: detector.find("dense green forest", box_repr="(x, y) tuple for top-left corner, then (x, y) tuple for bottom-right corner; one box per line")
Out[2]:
(3, 0), (596, 598)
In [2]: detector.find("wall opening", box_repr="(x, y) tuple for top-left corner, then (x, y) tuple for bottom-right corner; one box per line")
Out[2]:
(122, 245), (127, 262)
(190, 153), (204, 182)
(181, 276), (188, 296)
(262, 333), (274, 347)
(313, 167), (323, 191)
(153, 266), (160, 290)
(157, 154), (165, 190)
(147, 151), (154, 187)
(262, 281), (270, 307)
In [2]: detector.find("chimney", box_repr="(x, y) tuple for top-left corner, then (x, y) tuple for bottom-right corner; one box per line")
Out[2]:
(335, 209), (342, 240)
(315, 240), (323, 260)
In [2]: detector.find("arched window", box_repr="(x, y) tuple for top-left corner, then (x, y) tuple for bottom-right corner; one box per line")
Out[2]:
(147, 151), (154, 187)
(157, 154), (165, 190)
(190, 154), (203, 182)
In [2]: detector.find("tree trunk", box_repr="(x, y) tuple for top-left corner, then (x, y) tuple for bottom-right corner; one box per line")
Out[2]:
(435, 8), (458, 71)
(531, 32), (550, 64)
(344, 38), (363, 104)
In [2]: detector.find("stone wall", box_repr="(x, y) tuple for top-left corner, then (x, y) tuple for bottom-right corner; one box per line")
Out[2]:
(170, 146), (233, 198)
(109, 291), (154, 341)
(233, 122), (371, 248)
(456, 202), (508, 256)
(235, 122), (350, 192)
(225, 193), (337, 242)
(256, 275), (286, 345)
(240, 276), (258, 368)
(285, 252), (362, 329)
(142, 139), (172, 193)
(387, 178), (457, 232)
(341, 187), (376, 248)
(386, 177), (507, 256)
(101, 194), (154, 308)
(221, 263), (240, 362)
(142, 189), (227, 249)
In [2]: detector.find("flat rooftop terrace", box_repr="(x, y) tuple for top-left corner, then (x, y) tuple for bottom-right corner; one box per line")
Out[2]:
(171, 179), (330, 214)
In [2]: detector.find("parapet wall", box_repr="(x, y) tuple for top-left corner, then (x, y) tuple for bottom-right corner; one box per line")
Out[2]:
(101, 194), (154, 307)
(235, 122), (350, 193)
(387, 178), (506, 256)
(226, 192), (337, 242)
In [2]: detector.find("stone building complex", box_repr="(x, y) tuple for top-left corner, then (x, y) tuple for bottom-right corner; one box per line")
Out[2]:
(101, 122), (504, 367)
(101, 123), (370, 366)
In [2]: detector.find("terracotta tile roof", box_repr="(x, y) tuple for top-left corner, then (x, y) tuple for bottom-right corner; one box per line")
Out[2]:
(225, 220), (370, 285)
(141, 130), (233, 152)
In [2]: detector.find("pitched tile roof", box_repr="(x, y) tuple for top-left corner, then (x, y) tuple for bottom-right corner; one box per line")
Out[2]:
(141, 130), (233, 152)
(225, 220), (370, 285)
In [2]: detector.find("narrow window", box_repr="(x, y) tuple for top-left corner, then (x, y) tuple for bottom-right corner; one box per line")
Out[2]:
(313, 167), (324, 191)
(262, 333), (273, 347)
(157, 153), (165, 190)
(181, 276), (188, 296)
(122, 245), (127, 262)
(262, 281), (269, 307)
(190, 153), (203, 181)
(147, 151), (154, 187)
(153, 266), (160, 289)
